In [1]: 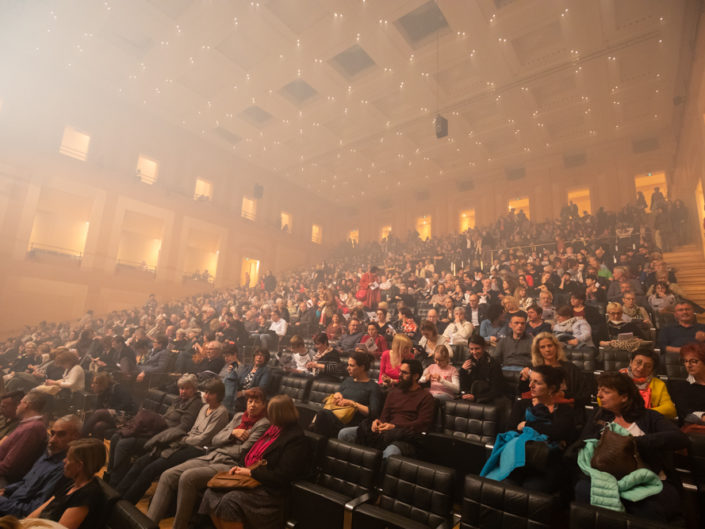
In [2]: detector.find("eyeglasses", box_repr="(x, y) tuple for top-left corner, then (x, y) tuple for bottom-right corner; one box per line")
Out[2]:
(399, 370), (411, 375)
(683, 359), (701, 366)
(49, 430), (69, 437)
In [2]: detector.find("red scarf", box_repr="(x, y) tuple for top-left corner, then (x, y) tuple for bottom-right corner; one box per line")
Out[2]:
(245, 425), (281, 466)
(237, 410), (264, 431)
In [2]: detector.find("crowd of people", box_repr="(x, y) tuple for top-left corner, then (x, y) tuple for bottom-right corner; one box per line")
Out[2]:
(0, 193), (702, 527)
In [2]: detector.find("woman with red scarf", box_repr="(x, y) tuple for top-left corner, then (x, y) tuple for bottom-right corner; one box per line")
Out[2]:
(200, 394), (310, 529)
(148, 388), (271, 529)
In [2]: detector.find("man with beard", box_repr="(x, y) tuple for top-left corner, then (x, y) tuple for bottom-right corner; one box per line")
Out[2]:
(0, 415), (82, 517)
(338, 359), (434, 459)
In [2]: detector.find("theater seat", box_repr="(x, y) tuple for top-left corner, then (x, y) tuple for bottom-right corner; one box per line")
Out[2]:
(460, 473), (558, 529)
(280, 375), (313, 403)
(442, 400), (499, 444)
(661, 352), (687, 380)
(98, 478), (158, 529)
(296, 380), (342, 428)
(287, 439), (382, 529)
(569, 502), (664, 529)
(141, 389), (166, 412)
(351, 456), (454, 529)
(602, 348), (631, 372)
(565, 349), (596, 373)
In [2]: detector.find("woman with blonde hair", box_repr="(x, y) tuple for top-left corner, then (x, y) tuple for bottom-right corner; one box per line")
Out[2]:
(420, 345), (459, 401)
(517, 332), (592, 406)
(378, 334), (413, 386)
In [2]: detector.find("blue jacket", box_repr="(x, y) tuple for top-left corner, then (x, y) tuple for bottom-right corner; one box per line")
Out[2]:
(0, 450), (67, 517)
(224, 365), (272, 411)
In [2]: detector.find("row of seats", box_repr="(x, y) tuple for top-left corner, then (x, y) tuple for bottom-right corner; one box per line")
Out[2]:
(288, 435), (668, 529)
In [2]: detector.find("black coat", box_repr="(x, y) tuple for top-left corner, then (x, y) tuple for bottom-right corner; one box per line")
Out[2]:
(248, 425), (312, 492)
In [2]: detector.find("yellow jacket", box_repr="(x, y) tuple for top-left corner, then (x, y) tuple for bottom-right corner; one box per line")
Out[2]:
(648, 376), (676, 419)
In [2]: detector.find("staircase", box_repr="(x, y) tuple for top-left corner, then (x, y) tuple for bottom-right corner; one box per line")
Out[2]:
(663, 244), (705, 311)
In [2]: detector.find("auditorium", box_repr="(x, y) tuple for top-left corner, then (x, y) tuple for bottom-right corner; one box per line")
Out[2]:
(1, 1), (705, 528)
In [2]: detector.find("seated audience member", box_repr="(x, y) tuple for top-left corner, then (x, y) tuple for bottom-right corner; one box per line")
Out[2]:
(648, 281), (677, 329)
(359, 323), (388, 357)
(148, 388), (270, 529)
(481, 365), (577, 492)
(379, 334), (414, 386)
(459, 335), (505, 403)
(618, 348), (676, 419)
(305, 333), (345, 381)
(538, 289), (556, 323)
(442, 306), (474, 347)
(575, 372), (688, 522)
(0, 390), (48, 487)
(325, 313), (345, 343)
(607, 266), (644, 302)
(622, 291), (654, 328)
(658, 301), (705, 353)
(417, 320), (448, 368)
(267, 309), (288, 349)
(501, 296), (528, 326)
(515, 286), (534, 312)
(81, 372), (137, 439)
(518, 333), (592, 407)
(466, 293), (488, 328)
(0, 392), (22, 440)
(419, 345), (459, 401)
(339, 359), (435, 459)
(280, 335), (312, 373)
(570, 291), (602, 331)
(671, 342), (705, 426)
(492, 314), (532, 369)
(218, 343), (239, 382)
(26, 438), (107, 529)
(598, 302), (648, 347)
(34, 350), (84, 395)
(228, 349), (272, 412)
(525, 305), (551, 337)
(310, 351), (383, 438)
(135, 334), (171, 383)
(116, 379), (229, 503)
(552, 305), (594, 350)
(479, 304), (505, 345)
(107, 374), (202, 487)
(338, 319), (365, 353)
(198, 395), (310, 529)
(374, 307), (395, 338)
(0, 415), (82, 517)
(397, 307), (419, 340)
(111, 335), (137, 379)
(193, 340), (226, 377)
(4, 346), (62, 393)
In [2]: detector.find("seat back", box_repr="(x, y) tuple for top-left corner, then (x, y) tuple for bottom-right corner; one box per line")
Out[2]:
(461, 473), (557, 529)
(379, 456), (454, 529)
(443, 400), (498, 444)
(309, 380), (342, 406)
(317, 439), (382, 498)
(279, 375), (313, 403)
(569, 502), (664, 529)
(661, 352), (687, 380)
(602, 348), (631, 372)
(565, 349), (596, 372)
(369, 359), (381, 382)
(141, 389), (165, 412)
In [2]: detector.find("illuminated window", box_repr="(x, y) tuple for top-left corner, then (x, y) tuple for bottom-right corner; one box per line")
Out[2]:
(280, 211), (292, 233)
(348, 229), (359, 245)
(380, 226), (392, 241)
(459, 209), (476, 232)
(508, 197), (530, 220)
(634, 171), (667, 212)
(312, 224), (322, 244)
(416, 215), (431, 241)
(137, 155), (159, 185)
(241, 196), (257, 221)
(59, 126), (91, 161)
(194, 178), (212, 201)
(567, 188), (591, 215)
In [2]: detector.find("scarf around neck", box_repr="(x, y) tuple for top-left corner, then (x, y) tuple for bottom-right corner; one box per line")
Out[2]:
(237, 410), (265, 431)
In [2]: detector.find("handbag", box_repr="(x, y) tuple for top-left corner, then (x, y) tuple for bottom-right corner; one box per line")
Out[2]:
(591, 425), (644, 479)
(322, 394), (357, 425)
(207, 460), (267, 490)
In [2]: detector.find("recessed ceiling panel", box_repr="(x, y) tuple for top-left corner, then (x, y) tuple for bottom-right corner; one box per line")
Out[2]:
(329, 44), (376, 79)
(239, 105), (273, 126)
(394, 1), (449, 48)
(279, 79), (318, 106)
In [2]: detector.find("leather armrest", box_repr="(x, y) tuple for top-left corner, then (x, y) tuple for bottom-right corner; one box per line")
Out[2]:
(345, 492), (372, 511)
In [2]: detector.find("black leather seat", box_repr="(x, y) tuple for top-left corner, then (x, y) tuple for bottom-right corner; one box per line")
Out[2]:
(308, 380), (342, 406)
(351, 456), (455, 529)
(280, 375), (313, 403)
(569, 502), (664, 529)
(565, 349), (596, 373)
(160, 393), (179, 413)
(460, 473), (558, 529)
(287, 439), (382, 529)
(661, 351), (687, 379)
(442, 400), (498, 444)
(98, 478), (158, 529)
(602, 348), (631, 372)
(141, 388), (166, 412)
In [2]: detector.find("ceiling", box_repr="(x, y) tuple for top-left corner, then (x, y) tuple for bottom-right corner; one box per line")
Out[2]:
(0, 0), (698, 203)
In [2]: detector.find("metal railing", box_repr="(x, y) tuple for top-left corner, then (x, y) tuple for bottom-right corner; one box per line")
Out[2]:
(27, 243), (83, 259)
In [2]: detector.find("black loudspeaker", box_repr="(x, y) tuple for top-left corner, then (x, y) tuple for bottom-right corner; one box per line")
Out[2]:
(434, 115), (448, 139)
(253, 184), (264, 199)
